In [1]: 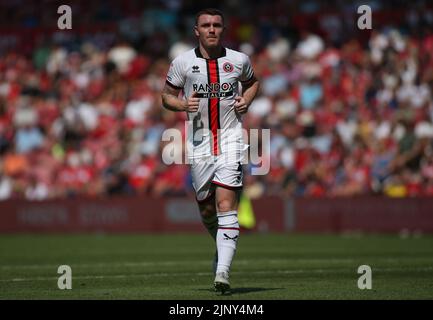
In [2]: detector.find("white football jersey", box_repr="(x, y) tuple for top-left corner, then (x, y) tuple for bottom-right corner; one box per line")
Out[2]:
(166, 47), (255, 159)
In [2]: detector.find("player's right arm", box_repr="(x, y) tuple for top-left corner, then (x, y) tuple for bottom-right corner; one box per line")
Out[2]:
(161, 56), (199, 113)
(161, 84), (199, 113)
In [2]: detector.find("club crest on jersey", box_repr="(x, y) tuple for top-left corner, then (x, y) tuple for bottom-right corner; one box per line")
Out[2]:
(223, 62), (234, 73)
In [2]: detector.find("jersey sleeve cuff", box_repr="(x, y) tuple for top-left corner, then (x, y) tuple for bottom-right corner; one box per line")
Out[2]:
(240, 73), (256, 84)
(166, 80), (183, 90)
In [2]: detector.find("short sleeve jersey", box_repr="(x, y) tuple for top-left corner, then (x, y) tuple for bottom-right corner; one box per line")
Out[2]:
(166, 47), (255, 159)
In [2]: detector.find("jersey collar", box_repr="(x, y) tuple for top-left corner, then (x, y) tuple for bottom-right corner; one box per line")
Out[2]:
(194, 47), (226, 59)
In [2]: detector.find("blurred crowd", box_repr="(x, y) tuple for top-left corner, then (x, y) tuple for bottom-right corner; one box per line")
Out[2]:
(1, 0), (433, 200)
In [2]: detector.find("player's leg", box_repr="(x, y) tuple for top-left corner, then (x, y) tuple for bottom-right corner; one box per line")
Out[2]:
(214, 185), (241, 275)
(197, 189), (217, 241)
(213, 185), (241, 294)
(196, 191), (219, 274)
(212, 157), (243, 294)
(191, 158), (217, 239)
(190, 159), (219, 273)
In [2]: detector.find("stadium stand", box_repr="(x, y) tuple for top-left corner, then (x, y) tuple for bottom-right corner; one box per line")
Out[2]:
(0, 0), (433, 201)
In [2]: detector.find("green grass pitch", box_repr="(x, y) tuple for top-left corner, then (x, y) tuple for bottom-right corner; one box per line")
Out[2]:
(0, 233), (432, 299)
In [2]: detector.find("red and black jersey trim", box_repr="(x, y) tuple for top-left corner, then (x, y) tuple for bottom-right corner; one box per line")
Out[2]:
(240, 73), (256, 84)
(206, 59), (221, 155)
(165, 79), (183, 90)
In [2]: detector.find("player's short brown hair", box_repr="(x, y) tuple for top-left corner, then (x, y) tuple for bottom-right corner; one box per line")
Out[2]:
(195, 8), (225, 26)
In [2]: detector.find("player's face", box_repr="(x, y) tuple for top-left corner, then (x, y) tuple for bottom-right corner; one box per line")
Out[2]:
(194, 14), (225, 49)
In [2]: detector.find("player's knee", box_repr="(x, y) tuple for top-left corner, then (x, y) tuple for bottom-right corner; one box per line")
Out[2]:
(200, 206), (215, 218)
(198, 201), (216, 218)
(216, 199), (235, 213)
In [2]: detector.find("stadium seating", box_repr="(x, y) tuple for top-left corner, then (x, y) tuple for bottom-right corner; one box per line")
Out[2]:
(0, 0), (433, 200)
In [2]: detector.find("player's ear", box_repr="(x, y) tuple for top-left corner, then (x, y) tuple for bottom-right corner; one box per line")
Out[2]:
(194, 25), (199, 37)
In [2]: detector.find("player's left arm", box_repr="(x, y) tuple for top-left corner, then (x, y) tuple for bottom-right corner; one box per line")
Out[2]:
(234, 77), (259, 114)
(234, 54), (259, 114)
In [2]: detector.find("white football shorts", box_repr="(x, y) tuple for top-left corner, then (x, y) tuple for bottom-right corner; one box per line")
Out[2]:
(191, 153), (244, 203)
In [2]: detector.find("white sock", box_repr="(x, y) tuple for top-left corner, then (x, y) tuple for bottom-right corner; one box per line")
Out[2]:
(216, 211), (239, 274)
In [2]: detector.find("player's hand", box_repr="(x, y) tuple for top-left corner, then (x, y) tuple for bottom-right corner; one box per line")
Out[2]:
(184, 91), (200, 112)
(234, 96), (248, 114)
